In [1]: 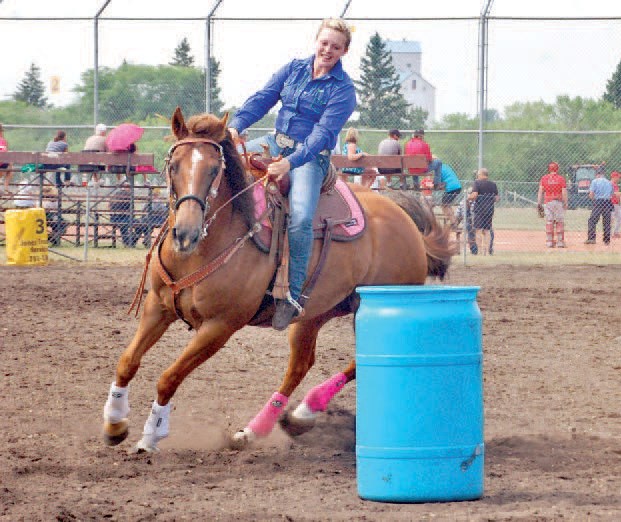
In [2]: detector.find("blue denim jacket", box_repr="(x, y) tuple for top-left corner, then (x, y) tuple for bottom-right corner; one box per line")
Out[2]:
(229, 55), (357, 170)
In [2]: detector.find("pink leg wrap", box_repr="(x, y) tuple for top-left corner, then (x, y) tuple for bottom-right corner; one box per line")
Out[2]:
(304, 372), (348, 413)
(247, 392), (289, 437)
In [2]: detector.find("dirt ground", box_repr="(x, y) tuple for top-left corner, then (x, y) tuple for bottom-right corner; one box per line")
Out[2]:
(1, 261), (621, 521)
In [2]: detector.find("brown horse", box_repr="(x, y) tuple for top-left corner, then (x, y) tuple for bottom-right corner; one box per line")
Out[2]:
(102, 108), (455, 452)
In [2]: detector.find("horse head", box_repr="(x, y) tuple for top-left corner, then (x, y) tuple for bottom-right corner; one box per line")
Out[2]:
(166, 107), (230, 253)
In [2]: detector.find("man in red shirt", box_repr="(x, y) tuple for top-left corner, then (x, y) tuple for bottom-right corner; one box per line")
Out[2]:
(611, 171), (621, 239)
(404, 129), (442, 191)
(537, 162), (568, 248)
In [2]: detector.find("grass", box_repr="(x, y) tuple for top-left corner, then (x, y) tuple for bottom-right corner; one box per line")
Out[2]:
(492, 206), (591, 231)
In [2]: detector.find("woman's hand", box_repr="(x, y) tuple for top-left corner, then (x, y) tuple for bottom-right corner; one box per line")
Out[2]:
(267, 157), (291, 181)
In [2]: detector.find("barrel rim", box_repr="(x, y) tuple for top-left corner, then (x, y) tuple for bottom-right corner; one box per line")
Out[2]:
(356, 285), (480, 295)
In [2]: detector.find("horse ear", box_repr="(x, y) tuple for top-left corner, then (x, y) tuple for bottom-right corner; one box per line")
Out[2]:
(172, 107), (189, 140)
(220, 112), (229, 128)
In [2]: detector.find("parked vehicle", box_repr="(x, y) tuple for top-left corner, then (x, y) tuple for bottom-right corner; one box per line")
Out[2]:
(567, 163), (604, 209)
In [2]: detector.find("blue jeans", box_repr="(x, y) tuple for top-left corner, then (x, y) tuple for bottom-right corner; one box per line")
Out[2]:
(245, 134), (329, 301)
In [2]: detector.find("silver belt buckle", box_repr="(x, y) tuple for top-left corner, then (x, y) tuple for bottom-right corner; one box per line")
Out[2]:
(276, 133), (295, 149)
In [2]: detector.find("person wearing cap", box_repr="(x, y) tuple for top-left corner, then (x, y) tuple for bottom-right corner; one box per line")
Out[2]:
(0, 123), (13, 194)
(228, 18), (357, 330)
(610, 171), (621, 239)
(404, 129), (443, 191)
(377, 129), (402, 189)
(584, 169), (614, 245)
(537, 162), (568, 248)
(82, 123), (108, 184)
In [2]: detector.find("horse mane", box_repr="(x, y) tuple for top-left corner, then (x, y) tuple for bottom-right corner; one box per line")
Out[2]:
(184, 113), (255, 229)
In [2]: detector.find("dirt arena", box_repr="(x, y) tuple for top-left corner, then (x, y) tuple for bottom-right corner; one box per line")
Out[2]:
(1, 261), (620, 521)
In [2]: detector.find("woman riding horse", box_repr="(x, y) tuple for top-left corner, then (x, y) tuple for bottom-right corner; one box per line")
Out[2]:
(228, 18), (357, 331)
(102, 107), (454, 452)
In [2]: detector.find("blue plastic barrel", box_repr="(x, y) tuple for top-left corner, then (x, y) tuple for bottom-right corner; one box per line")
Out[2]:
(355, 285), (484, 502)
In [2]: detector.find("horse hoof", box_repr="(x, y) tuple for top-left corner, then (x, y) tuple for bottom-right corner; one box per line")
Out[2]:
(230, 428), (256, 450)
(132, 436), (161, 454)
(103, 419), (129, 446)
(279, 411), (316, 437)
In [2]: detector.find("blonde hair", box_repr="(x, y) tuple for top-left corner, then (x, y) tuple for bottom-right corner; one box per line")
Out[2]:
(344, 127), (359, 144)
(477, 168), (489, 178)
(316, 18), (352, 50)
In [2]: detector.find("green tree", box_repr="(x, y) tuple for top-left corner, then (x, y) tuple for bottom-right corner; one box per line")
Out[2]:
(208, 57), (224, 116)
(603, 60), (621, 109)
(170, 37), (195, 67)
(356, 33), (418, 129)
(14, 63), (48, 108)
(73, 63), (207, 123)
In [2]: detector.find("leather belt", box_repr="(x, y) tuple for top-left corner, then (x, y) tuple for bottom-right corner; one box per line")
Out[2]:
(275, 132), (330, 156)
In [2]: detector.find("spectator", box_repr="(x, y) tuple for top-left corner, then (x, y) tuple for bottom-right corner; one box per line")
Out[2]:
(420, 176), (434, 207)
(110, 143), (152, 186)
(0, 123), (14, 194)
(537, 162), (568, 248)
(42, 182), (67, 246)
(377, 129), (401, 190)
(12, 177), (38, 208)
(135, 188), (169, 247)
(341, 127), (379, 188)
(404, 129), (443, 191)
(228, 18), (356, 330)
(439, 162), (463, 229)
(456, 187), (490, 255)
(584, 169), (614, 245)
(611, 171), (621, 239)
(109, 182), (137, 247)
(468, 167), (499, 256)
(81, 123), (108, 185)
(45, 130), (71, 187)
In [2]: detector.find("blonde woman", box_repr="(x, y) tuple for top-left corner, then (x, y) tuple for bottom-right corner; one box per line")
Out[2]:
(228, 18), (357, 329)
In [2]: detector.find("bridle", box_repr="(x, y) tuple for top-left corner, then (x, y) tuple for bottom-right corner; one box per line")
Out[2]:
(164, 137), (226, 226)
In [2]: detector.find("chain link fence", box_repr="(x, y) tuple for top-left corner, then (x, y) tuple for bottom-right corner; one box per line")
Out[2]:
(1, 7), (620, 261)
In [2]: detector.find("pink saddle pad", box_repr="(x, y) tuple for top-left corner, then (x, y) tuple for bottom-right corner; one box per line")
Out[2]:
(252, 179), (366, 252)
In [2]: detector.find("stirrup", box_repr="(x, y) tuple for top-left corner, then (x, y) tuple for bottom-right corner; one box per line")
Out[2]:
(284, 291), (304, 316)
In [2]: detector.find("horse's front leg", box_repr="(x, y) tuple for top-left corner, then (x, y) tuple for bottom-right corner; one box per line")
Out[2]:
(134, 319), (235, 453)
(103, 291), (175, 446)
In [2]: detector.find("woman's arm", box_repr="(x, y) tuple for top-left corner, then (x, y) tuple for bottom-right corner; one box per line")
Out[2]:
(229, 61), (293, 133)
(346, 142), (364, 161)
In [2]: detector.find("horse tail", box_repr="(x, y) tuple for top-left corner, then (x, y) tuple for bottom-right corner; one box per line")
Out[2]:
(385, 191), (458, 280)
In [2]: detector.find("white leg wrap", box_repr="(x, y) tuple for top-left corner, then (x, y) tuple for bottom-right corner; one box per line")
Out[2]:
(135, 401), (171, 452)
(103, 382), (130, 423)
(292, 401), (319, 422)
(231, 427), (257, 449)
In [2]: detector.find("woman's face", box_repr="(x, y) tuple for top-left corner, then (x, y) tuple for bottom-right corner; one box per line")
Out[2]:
(314, 28), (348, 73)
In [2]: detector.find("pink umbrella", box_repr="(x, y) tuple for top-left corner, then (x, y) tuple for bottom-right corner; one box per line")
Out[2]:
(105, 123), (144, 152)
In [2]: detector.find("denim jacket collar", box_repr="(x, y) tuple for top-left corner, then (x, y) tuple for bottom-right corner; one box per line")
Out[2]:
(307, 55), (345, 81)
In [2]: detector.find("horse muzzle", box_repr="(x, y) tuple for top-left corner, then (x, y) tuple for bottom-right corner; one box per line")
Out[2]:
(172, 224), (201, 253)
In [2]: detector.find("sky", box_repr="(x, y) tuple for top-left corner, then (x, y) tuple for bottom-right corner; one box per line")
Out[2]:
(0, 0), (620, 124)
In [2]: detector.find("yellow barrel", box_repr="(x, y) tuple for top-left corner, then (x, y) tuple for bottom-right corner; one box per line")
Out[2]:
(5, 208), (49, 266)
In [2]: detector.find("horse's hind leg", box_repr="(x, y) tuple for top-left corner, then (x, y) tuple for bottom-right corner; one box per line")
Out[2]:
(280, 359), (355, 437)
(103, 292), (175, 446)
(232, 316), (350, 447)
